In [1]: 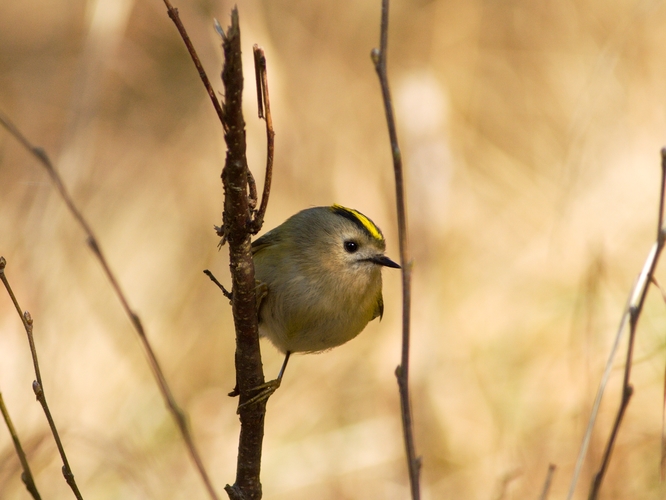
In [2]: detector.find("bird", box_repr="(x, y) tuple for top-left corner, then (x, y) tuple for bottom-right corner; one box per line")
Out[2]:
(241, 204), (400, 406)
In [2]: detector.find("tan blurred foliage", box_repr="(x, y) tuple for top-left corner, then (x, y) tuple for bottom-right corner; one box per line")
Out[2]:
(2, 0), (666, 498)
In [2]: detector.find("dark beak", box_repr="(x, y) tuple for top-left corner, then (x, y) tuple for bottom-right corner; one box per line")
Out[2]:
(370, 255), (401, 269)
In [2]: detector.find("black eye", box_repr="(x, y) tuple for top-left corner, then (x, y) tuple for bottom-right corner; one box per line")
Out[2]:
(344, 240), (359, 253)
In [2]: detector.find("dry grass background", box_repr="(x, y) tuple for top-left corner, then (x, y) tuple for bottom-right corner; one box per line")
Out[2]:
(2, 0), (666, 498)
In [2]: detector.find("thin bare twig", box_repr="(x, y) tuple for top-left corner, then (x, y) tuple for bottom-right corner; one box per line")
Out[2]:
(161, 0), (225, 130)
(0, 390), (42, 500)
(655, 275), (666, 480)
(249, 45), (274, 234)
(650, 276), (666, 304)
(662, 353), (666, 480)
(0, 257), (82, 499)
(587, 150), (666, 499)
(538, 464), (556, 500)
(371, 1), (420, 498)
(0, 113), (219, 499)
(566, 281), (633, 498)
(204, 269), (233, 300)
(566, 149), (666, 499)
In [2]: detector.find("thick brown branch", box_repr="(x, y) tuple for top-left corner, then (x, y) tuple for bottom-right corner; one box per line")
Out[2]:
(218, 9), (267, 500)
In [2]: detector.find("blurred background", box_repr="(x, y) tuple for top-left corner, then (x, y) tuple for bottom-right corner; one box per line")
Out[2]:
(2, 0), (666, 498)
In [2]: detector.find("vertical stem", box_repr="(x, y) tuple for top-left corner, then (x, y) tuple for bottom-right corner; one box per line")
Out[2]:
(584, 150), (666, 499)
(219, 9), (266, 500)
(372, 0), (420, 498)
(0, 259), (83, 500)
(0, 388), (42, 500)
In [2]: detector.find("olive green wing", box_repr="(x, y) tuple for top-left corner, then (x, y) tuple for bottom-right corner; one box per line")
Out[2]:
(373, 293), (384, 321)
(252, 230), (282, 321)
(251, 229), (282, 256)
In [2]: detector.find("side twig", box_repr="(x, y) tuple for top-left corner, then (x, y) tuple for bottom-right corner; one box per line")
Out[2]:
(0, 389), (42, 500)
(0, 116), (218, 498)
(249, 45), (274, 233)
(538, 464), (556, 500)
(161, 0), (225, 128)
(371, 1), (421, 499)
(0, 257), (82, 499)
(566, 149), (666, 499)
(203, 269), (233, 300)
(217, 10), (267, 500)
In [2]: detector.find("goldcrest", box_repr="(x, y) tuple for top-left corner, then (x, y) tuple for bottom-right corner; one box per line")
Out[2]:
(252, 204), (400, 380)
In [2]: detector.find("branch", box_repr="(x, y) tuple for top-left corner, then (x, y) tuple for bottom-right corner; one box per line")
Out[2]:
(217, 10), (267, 500)
(204, 269), (233, 300)
(586, 149), (666, 499)
(249, 45), (274, 234)
(161, 0), (225, 129)
(0, 390), (42, 500)
(566, 149), (666, 499)
(371, 1), (420, 498)
(0, 257), (82, 499)
(0, 113), (219, 499)
(164, 5), (275, 498)
(538, 464), (556, 500)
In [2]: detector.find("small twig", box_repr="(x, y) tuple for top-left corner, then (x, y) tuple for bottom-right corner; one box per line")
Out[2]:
(249, 45), (274, 234)
(0, 257), (83, 500)
(161, 0), (225, 130)
(654, 278), (666, 481)
(658, 149), (666, 236)
(567, 282), (633, 498)
(651, 276), (666, 303)
(371, 1), (420, 499)
(567, 149), (666, 499)
(587, 385), (633, 499)
(0, 390), (42, 500)
(538, 464), (556, 500)
(0, 113), (219, 499)
(253, 47), (265, 121)
(203, 269), (233, 300)
(663, 360), (666, 480)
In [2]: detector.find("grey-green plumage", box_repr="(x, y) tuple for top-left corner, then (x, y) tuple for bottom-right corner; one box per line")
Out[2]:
(251, 205), (399, 354)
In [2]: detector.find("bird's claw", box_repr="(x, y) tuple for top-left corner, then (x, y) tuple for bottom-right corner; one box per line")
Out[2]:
(236, 378), (281, 414)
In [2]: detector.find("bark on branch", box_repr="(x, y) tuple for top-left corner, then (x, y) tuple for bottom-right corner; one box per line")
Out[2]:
(218, 9), (267, 500)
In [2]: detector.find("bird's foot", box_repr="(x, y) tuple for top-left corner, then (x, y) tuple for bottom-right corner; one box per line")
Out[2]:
(236, 378), (282, 414)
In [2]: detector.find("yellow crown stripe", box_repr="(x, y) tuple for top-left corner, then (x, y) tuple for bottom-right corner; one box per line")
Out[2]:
(331, 204), (384, 242)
